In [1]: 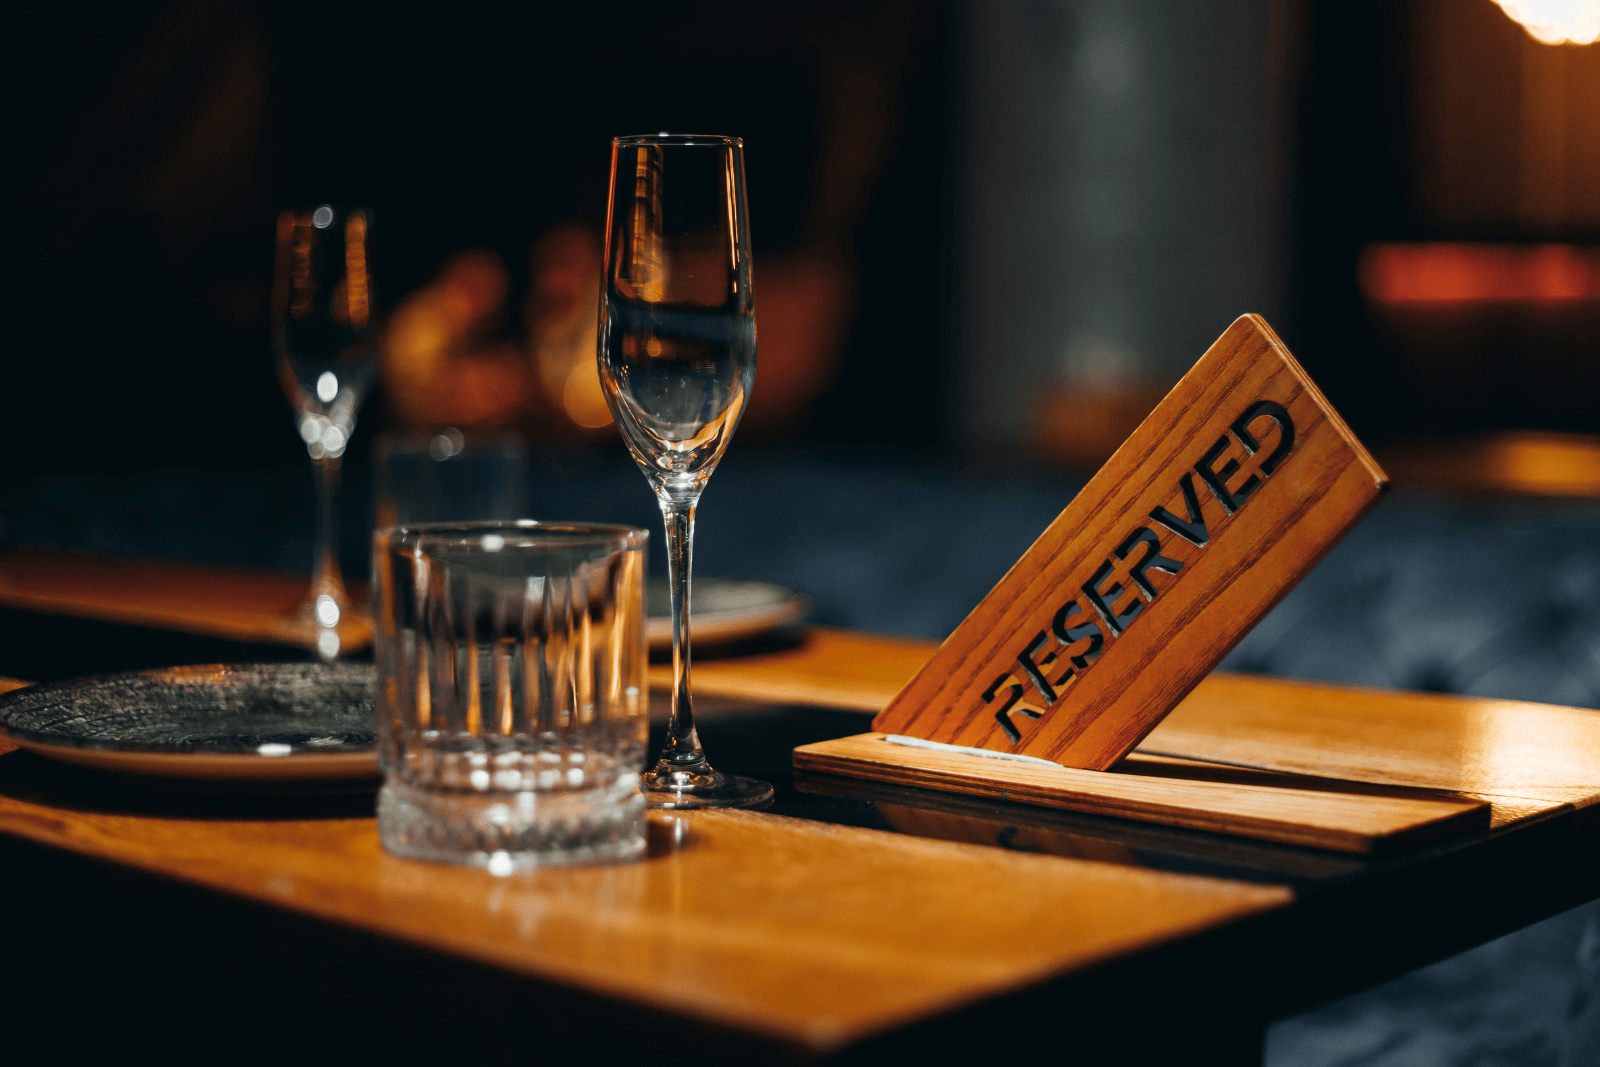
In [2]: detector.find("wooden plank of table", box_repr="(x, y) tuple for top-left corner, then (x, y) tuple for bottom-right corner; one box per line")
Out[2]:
(1123, 752), (1560, 832)
(1143, 672), (1600, 808)
(6, 606), (1600, 1053)
(656, 628), (936, 711)
(19, 545), (1580, 821)
(0, 677), (29, 757)
(684, 630), (1600, 815)
(0, 547), (371, 651)
(6, 543), (1595, 822)
(0, 775), (1288, 1050)
(794, 732), (1489, 854)
(3, 548), (1591, 833)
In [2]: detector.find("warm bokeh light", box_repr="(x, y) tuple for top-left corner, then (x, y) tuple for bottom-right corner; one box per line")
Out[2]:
(1384, 431), (1600, 498)
(381, 224), (852, 441)
(527, 227), (606, 433)
(1492, 0), (1600, 45)
(343, 210), (370, 327)
(1359, 242), (1600, 303)
(382, 250), (537, 429)
(562, 358), (614, 428)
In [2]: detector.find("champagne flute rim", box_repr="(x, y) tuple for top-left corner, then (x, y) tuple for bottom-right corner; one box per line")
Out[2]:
(613, 133), (742, 148)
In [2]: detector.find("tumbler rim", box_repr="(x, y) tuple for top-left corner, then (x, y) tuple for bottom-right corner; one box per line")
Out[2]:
(376, 518), (649, 552)
(613, 132), (742, 148)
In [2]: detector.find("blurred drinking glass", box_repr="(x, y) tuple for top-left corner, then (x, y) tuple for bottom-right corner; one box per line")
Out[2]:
(272, 204), (380, 660)
(374, 430), (528, 529)
(598, 133), (771, 809)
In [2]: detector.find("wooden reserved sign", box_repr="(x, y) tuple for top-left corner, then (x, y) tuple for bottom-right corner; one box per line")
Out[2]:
(873, 314), (1388, 769)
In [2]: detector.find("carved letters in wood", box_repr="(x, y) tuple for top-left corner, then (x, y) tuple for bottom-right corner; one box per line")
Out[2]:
(872, 315), (1388, 770)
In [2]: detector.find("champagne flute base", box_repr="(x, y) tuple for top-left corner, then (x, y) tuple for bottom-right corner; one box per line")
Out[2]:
(274, 587), (372, 661)
(642, 765), (774, 810)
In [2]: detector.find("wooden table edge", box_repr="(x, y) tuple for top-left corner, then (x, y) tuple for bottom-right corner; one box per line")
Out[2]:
(0, 801), (1292, 1052)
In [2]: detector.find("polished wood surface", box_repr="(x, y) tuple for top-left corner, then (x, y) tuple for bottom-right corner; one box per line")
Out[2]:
(0, 546), (372, 651)
(0, 777), (1287, 1049)
(0, 677), (27, 757)
(10, 559), (1600, 1060)
(1145, 671), (1600, 807)
(659, 628), (1600, 819)
(794, 732), (1488, 854)
(874, 314), (1389, 769)
(652, 627), (934, 711)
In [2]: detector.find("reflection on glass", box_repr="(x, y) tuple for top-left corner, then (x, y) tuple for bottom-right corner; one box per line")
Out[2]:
(272, 204), (380, 658)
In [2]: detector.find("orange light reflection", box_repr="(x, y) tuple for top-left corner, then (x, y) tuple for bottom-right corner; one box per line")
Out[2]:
(1358, 242), (1600, 304)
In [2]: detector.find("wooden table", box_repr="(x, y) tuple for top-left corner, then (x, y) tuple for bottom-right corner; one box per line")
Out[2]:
(4, 550), (1600, 1064)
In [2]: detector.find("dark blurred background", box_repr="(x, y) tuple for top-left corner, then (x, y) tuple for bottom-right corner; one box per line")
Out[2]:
(9, 0), (1600, 489)
(0, 0), (955, 477)
(10, 0), (1600, 488)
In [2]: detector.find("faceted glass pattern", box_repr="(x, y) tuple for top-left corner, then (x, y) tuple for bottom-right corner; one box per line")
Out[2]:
(373, 521), (649, 872)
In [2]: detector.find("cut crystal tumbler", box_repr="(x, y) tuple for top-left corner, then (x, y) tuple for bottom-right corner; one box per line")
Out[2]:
(373, 521), (649, 872)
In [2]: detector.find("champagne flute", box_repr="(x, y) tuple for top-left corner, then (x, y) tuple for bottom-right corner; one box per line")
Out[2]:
(598, 134), (771, 809)
(272, 204), (380, 661)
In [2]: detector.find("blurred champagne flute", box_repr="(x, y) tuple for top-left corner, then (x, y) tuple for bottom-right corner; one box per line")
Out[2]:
(272, 204), (379, 660)
(598, 134), (771, 808)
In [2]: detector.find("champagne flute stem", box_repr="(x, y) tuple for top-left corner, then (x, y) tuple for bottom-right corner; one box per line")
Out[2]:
(658, 498), (708, 771)
(311, 452), (346, 603)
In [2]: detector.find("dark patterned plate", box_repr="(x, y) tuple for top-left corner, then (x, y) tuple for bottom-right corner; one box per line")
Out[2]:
(0, 662), (379, 793)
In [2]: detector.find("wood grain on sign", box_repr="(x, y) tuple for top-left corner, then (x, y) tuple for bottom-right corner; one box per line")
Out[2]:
(874, 315), (1389, 768)
(794, 734), (1487, 854)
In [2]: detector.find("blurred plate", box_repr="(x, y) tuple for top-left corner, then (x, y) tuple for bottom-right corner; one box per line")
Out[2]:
(646, 577), (810, 651)
(0, 661), (378, 794)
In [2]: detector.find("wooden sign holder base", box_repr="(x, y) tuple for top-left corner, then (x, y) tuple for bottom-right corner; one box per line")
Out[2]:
(793, 733), (1489, 856)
